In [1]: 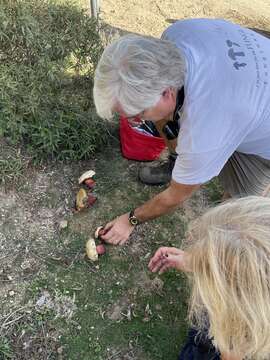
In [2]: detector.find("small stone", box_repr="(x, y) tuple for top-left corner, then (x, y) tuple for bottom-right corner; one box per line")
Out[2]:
(36, 294), (47, 307)
(57, 347), (63, 354)
(59, 220), (68, 229)
(9, 290), (15, 297)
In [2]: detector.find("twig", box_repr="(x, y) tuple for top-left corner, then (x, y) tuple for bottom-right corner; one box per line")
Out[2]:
(106, 349), (135, 360)
(106, 350), (122, 360)
(1, 314), (26, 328)
(66, 248), (83, 269)
(0, 306), (30, 334)
(41, 322), (48, 359)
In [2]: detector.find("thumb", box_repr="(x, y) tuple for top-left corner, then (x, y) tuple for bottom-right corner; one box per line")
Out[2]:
(103, 220), (115, 232)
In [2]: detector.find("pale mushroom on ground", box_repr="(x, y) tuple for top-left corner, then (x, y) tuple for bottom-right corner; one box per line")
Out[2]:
(76, 188), (88, 210)
(95, 226), (104, 239)
(86, 238), (98, 261)
(78, 170), (96, 185)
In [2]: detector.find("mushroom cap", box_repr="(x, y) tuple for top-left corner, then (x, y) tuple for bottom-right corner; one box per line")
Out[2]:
(78, 170), (96, 184)
(86, 237), (98, 261)
(95, 226), (104, 239)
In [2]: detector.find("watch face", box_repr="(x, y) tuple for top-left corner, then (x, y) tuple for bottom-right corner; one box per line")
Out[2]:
(130, 216), (138, 226)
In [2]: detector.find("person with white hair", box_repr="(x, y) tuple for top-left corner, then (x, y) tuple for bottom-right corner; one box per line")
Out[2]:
(93, 18), (270, 245)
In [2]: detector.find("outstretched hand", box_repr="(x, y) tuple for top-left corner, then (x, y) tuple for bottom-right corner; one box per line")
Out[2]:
(148, 247), (191, 274)
(100, 213), (134, 245)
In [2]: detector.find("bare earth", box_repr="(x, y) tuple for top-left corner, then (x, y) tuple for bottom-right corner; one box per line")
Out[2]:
(99, 0), (270, 36)
(1, 2), (270, 359)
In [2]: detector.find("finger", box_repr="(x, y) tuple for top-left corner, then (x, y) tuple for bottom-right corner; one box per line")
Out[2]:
(148, 254), (164, 271)
(102, 231), (118, 244)
(119, 237), (128, 246)
(101, 226), (115, 241)
(151, 255), (169, 273)
(106, 234), (121, 245)
(102, 221), (114, 232)
(150, 261), (163, 273)
(148, 248), (168, 269)
(148, 255), (161, 271)
(148, 248), (170, 270)
(158, 263), (171, 274)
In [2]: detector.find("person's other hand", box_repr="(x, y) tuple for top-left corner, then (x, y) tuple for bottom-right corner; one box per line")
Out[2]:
(148, 247), (191, 274)
(100, 213), (134, 245)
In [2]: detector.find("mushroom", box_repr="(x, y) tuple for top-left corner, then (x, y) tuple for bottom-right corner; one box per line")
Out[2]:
(84, 178), (96, 189)
(95, 226), (104, 239)
(96, 244), (106, 255)
(78, 170), (96, 185)
(86, 238), (98, 261)
(87, 193), (97, 207)
(76, 188), (88, 210)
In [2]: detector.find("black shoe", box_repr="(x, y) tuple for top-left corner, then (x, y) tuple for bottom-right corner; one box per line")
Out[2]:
(138, 155), (176, 185)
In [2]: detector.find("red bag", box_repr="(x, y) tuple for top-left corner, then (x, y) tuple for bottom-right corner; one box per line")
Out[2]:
(119, 116), (166, 161)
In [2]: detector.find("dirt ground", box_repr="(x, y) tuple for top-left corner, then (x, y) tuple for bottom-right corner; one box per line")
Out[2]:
(99, 0), (270, 36)
(1, 1), (270, 359)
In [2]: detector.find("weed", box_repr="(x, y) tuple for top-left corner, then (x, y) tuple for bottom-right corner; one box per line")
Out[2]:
(204, 177), (224, 204)
(0, 0), (108, 162)
(0, 337), (13, 360)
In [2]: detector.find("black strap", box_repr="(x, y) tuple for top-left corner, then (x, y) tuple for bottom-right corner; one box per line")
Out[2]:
(173, 86), (185, 123)
(162, 86), (184, 140)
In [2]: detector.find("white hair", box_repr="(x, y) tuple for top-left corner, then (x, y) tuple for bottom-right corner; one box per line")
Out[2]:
(93, 34), (186, 119)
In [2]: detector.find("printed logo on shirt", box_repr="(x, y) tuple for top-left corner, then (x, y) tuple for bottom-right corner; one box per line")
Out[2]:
(226, 40), (247, 70)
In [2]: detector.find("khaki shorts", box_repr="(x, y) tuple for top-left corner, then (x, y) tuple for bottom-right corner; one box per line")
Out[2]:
(218, 152), (270, 197)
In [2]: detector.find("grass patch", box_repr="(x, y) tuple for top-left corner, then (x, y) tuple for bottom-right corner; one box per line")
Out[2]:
(0, 135), (201, 359)
(0, 139), (25, 185)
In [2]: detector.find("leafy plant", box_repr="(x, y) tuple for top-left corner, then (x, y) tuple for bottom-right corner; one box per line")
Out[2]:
(0, 337), (13, 359)
(0, 0), (108, 161)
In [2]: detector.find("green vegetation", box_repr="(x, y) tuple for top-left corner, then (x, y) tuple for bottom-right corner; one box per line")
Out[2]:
(0, 0), (109, 161)
(0, 338), (13, 360)
(0, 1), (222, 359)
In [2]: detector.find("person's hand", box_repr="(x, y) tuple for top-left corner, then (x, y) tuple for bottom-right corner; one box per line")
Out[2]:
(148, 247), (191, 274)
(100, 213), (134, 245)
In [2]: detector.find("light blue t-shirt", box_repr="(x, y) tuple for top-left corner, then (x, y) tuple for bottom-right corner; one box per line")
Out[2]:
(162, 19), (270, 185)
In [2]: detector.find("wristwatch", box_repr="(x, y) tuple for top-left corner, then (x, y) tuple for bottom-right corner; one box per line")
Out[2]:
(128, 209), (139, 226)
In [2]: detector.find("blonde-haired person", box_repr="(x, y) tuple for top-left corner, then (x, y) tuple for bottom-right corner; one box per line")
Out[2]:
(149, 196), (270, 360)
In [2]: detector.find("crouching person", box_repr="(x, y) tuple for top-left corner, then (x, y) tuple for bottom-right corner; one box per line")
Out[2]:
(149, 196), (270, 360)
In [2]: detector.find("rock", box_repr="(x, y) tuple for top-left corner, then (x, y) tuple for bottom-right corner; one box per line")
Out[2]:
(59, 220), (68, 229)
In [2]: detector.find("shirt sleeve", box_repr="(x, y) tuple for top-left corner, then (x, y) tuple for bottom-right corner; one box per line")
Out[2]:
(172, 145), (236, 185)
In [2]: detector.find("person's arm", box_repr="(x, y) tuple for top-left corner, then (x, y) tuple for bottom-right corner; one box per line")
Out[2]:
(101, 180), (200, 245)
(221, 353), (242, 360)
(134, 180), (199, 221)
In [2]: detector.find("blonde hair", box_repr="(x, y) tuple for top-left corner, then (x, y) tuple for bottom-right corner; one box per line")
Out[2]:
(185, 196), (270, 359)
(93, 34), (185, 119)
